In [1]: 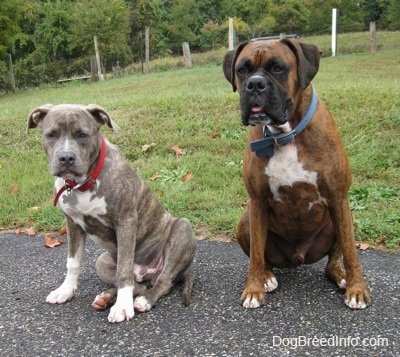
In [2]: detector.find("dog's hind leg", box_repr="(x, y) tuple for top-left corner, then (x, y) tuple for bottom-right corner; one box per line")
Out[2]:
(92, 252), (146, 311)
(92, 288), (118, 310)
(134, 218), (196, 312)
(325, 236), (347, 289)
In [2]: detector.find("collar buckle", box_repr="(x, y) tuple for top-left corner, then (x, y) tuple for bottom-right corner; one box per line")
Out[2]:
(273, 130), (296, 145)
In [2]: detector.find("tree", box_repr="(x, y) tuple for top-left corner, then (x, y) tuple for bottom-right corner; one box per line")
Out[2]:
(308, 1), (364, 35)
(386, 0), (400, 29)
(360, 0), (390, 24)
(360, 0), (390, 51)
(70, 0), (132, 69)
(0, 0), (23, 58)
(130, 0), (161, 61)
(166, 0), (199, 52)
(33, 1), (74, 60)
(273, 0), (312, 34)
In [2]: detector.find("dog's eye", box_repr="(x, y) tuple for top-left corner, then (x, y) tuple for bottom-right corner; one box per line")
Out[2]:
(237, 67), (248, 75)
(45, 132), (56, 139)
(78, 133), (89, 138)
(272, 65), (284, 73)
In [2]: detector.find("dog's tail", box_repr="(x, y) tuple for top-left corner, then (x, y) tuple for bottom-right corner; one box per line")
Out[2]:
(181, 265), (194, 306)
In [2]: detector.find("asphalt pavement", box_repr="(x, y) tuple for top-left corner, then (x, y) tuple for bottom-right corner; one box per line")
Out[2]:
(0, 233), (399, 356)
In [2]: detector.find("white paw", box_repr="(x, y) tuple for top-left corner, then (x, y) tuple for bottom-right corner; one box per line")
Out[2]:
(345, 296), (367, 310)
(264, 277), (278, 293)
(338, 279), (346, 289)
(107, 286), (134, 323)
(108, 302), (135, 323)
(134, 296), (152, 312)
(242, 297), (261, 309)
(46, 284), (76, 304)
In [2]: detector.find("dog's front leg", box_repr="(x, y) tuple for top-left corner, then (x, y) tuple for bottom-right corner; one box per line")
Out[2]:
(46, 218), (86, 304)
(108, 218), (136, 323)
(241, 199), (277, 309)
(329, 199), (371, 309)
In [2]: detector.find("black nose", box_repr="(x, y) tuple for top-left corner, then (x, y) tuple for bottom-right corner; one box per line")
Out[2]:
(246, 76), (269, 93)
(58, 151), (76, 166)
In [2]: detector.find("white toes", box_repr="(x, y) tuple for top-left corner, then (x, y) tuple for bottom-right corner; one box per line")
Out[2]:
(338, 279), (346, 289)
(345, 296), (367, 310)
(242, 297), (261, 309)
(134, 296), (152, 312)
(264, 277), (278, 293)
(46, 285), (76, 304)
(108, 303), (135, 323)
(107, 286), (135, 323)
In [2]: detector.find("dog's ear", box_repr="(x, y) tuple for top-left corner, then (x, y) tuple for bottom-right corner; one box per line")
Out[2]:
(86, 104), (121, 134)
(282, 39), (322, 89)
(26, 104), (54, 133)
(222, 42), (249, 92)
(222, 50), (236, 84)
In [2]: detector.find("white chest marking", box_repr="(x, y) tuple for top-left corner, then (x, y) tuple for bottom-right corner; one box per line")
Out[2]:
(55, 178), (108, 230)
(265, 144), (323, 205)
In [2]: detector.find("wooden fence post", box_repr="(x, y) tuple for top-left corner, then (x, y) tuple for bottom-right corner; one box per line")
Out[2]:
(145, 26), (150, 74)
(94, 36), (103, 80)
(228, 18), (234, 50)
(8, 54), (15, 92)
(182, 42), (192, 68)
(90, 56), (99, 82)
(370, 21), (377, 52)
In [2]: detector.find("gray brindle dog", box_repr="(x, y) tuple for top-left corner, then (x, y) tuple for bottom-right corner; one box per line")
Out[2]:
(27, 104), (196, 323)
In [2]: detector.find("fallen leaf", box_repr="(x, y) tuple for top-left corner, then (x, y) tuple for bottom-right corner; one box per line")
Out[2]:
(356, 242), (370, 251)
(44, 236), (64, 248)
(157, 191), (165, 197)
(241, 201), (248, 207)
(26, 227), (36, 236)
(181, 172), (194, 182)
(10, 184), (18, 194)
(59, 226), (67, 235)
(209, 132), (220, 139)
(142, 143), (156, 152)
(14, 228), (21, 234)
(151, 173), (160, 181)
(30, 206), (40, 212)
(170, 145), (184, 157)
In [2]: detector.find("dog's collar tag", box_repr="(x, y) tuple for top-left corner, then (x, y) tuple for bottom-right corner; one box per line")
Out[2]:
(249, 87), (317, 158)
(62, 187), (77, 204)
(53, 137), (107, 206)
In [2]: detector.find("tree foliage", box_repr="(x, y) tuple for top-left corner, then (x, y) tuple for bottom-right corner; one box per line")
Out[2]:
(0, 0), (398, 89)
(0, 0), (23, 58)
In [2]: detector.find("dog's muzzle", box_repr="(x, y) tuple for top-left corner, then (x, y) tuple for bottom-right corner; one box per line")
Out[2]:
(241, 75), (289, 127)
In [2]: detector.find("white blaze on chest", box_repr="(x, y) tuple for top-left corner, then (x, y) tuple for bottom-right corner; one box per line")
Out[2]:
(265, 144), (323, 205)
(55, 178), (108, 229)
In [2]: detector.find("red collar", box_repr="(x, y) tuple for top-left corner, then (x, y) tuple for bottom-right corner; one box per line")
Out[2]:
(53, 136), (107, 206)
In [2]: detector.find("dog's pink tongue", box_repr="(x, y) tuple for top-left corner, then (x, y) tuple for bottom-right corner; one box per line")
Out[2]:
(251, 106), (263, 113)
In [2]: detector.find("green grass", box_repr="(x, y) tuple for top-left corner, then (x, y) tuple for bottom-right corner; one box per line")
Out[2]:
(0, 32), (399, 248)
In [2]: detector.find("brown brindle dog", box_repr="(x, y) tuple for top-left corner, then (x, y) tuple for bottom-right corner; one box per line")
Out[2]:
(223, 39), (370, 309)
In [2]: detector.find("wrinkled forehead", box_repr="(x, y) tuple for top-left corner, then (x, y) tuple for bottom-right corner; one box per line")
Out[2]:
(236, 40), (295, 68)
(42, 105), (98, 132)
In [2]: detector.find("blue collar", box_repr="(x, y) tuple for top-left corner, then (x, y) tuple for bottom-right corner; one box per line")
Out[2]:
(250, 86), (317, 158)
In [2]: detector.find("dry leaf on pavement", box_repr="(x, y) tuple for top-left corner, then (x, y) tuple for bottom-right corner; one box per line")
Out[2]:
(356, 243), (370, 251)
(44, 236), (64, 248)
